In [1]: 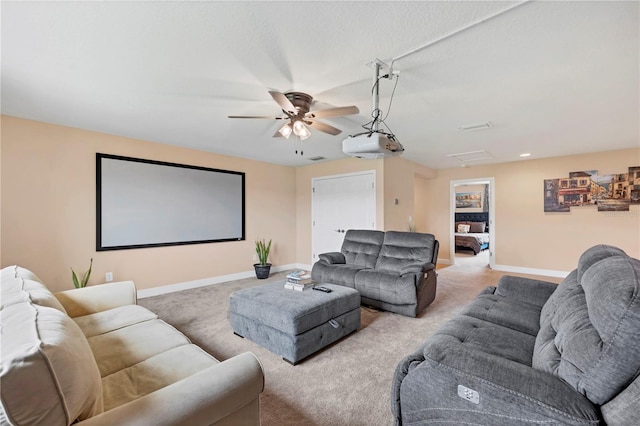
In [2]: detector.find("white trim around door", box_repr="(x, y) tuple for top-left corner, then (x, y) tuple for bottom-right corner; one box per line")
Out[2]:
(450, 177), (496, 268)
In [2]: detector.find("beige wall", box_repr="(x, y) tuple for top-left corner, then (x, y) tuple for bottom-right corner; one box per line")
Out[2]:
(3, 115), (638, 290)
(414, 175), (429, 233)
(382, 156), (437, 232)
(1, 116), (297, 292)
(428, 149), (640, 271)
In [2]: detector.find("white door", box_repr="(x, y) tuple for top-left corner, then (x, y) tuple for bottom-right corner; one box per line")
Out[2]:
(312, 171), (376, 263)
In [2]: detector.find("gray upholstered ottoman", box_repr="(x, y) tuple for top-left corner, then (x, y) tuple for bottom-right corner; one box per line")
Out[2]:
(229, 281), (360, 365)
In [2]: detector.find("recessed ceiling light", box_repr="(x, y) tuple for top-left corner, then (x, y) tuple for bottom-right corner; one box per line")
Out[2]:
(520, 153), (532, 157)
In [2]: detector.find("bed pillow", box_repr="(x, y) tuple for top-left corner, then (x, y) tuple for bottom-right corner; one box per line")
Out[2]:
(457, 224), (470, 233)
(469, 222), (486, 233)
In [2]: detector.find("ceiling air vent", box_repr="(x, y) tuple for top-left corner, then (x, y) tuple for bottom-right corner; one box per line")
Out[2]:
(447, 150), (493, 163)
(458, 121), (492, 132)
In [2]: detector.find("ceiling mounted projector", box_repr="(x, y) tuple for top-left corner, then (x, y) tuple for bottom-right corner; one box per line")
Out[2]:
(343, 132), (404, 159)
(343, 59), (404, 159)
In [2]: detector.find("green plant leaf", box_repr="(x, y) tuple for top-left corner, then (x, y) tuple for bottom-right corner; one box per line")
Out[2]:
(81, 258), (93, 287)
(255, 238), (272, 265)
(71, 258), (93, 288)
(71, 269), (80, 288)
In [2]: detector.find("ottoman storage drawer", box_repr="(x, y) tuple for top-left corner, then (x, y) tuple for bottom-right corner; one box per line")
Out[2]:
(229, 282), (360, 365)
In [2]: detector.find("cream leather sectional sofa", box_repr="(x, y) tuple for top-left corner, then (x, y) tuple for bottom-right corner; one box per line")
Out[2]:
(1, 265), (264, 426)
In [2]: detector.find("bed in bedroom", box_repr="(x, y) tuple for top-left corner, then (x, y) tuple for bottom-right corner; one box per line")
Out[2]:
(455, 212), (490, 255)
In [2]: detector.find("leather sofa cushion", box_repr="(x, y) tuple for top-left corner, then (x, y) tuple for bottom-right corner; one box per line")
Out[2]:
(534, 247), (640, 405)
(88, 319), (191, 377)
(102, 344), (218, 411)
(74, 304), (158, 338)
(0, 300), (103, 425)
(1, 273), (67, 313)
(1, 264), (46, 284)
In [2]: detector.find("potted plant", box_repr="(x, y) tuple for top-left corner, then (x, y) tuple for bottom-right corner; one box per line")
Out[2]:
(71, 258), (93, 288)
(254, 238), (272, 279)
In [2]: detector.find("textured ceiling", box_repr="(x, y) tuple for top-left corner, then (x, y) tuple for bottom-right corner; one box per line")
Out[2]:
(2, 1), (638, 169)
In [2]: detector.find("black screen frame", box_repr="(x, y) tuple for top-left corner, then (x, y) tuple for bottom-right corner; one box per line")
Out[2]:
(96, 153), (246, 251)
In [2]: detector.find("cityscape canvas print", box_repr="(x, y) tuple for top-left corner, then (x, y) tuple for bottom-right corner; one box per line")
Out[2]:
(544, 166), (640, 212)
(456, 191), (482, 209)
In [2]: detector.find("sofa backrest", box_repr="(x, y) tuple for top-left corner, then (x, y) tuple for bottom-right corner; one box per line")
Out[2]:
(1, 266), (104, 425)
(374, 231), (438, 273)
(340, 230), (385, 268)
(1, 265), (67, 313)
(533, 245), (640, 407)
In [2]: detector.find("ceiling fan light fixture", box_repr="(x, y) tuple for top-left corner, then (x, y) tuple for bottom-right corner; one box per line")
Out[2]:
(278, 122), (293, 139)
(293, 120), (311, 140)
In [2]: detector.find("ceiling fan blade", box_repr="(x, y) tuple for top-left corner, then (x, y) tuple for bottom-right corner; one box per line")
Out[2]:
(228, 115), (285, 119)
(269, 91), (297, 114)
(273, 129), (284, 138)
(307, 106), (359, 119)
(307, 120), (342, 136)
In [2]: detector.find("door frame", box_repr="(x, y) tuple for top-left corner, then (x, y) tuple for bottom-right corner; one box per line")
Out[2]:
(311, 170), (377, 264)
(449, 177), (495, 268)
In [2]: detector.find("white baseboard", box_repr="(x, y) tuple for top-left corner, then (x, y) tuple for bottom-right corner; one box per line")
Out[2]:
(137, 263), (310, 299)
(439, 257), (568, 278)
(492, 264), (569, 279)
(137, 261), (568, 299)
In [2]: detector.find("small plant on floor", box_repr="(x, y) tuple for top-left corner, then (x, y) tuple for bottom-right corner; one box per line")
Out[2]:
(71, 258), (93, 288)
(255, 239), (272, 265)
(254, 239), (272, 279)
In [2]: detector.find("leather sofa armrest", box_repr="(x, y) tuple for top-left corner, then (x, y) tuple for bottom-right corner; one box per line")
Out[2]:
(318, 252), (346, 265)
(55, 281), (137, 318)
(495, 275), (558, 308)
(76, 352), (264, 426)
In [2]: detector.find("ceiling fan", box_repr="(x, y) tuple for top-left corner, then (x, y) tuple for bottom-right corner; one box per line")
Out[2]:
(228, 91), (359, 140)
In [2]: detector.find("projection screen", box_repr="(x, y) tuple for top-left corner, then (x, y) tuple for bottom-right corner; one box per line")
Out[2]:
(96, 153), (245, 251)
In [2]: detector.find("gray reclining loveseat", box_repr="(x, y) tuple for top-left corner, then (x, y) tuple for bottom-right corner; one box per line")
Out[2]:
(392, 244), (640, 425)
(311, 229), (439, 317)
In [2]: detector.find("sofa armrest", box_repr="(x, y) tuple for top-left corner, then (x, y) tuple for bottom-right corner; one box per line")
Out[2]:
(393, 339), (599, 425)
(76, 352), (264, 426)
(318, 252), (346, 265)
(55, 281), (137, 318)
(494, 275), (558, 308)
(400, 263), (435, 275)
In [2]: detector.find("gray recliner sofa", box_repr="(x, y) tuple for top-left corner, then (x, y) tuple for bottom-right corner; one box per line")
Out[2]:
(392, 244), (640, 425)
(311, 229), (439, 317)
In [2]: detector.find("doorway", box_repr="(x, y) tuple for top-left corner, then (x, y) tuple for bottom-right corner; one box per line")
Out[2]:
(311, 171), (376, 264)
(450, 178), (495, 268)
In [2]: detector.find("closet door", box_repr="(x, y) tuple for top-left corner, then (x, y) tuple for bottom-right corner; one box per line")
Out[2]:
(311, 171), (376, 263)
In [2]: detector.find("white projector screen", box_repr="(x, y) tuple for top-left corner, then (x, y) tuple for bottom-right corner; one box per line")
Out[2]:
(97, 153), (245, 251)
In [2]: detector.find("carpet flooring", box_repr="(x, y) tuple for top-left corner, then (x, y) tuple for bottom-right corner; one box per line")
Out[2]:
(139, 262), (560, 426)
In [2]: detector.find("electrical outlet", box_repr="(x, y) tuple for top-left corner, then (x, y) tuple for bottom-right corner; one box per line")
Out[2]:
(252, 254), (257, 261)
(457, 385), (479, 404)
(105, 272), (113, 282)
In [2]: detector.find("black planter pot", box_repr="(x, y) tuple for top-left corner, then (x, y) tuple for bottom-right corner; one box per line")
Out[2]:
(254, 263), (271, 279)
